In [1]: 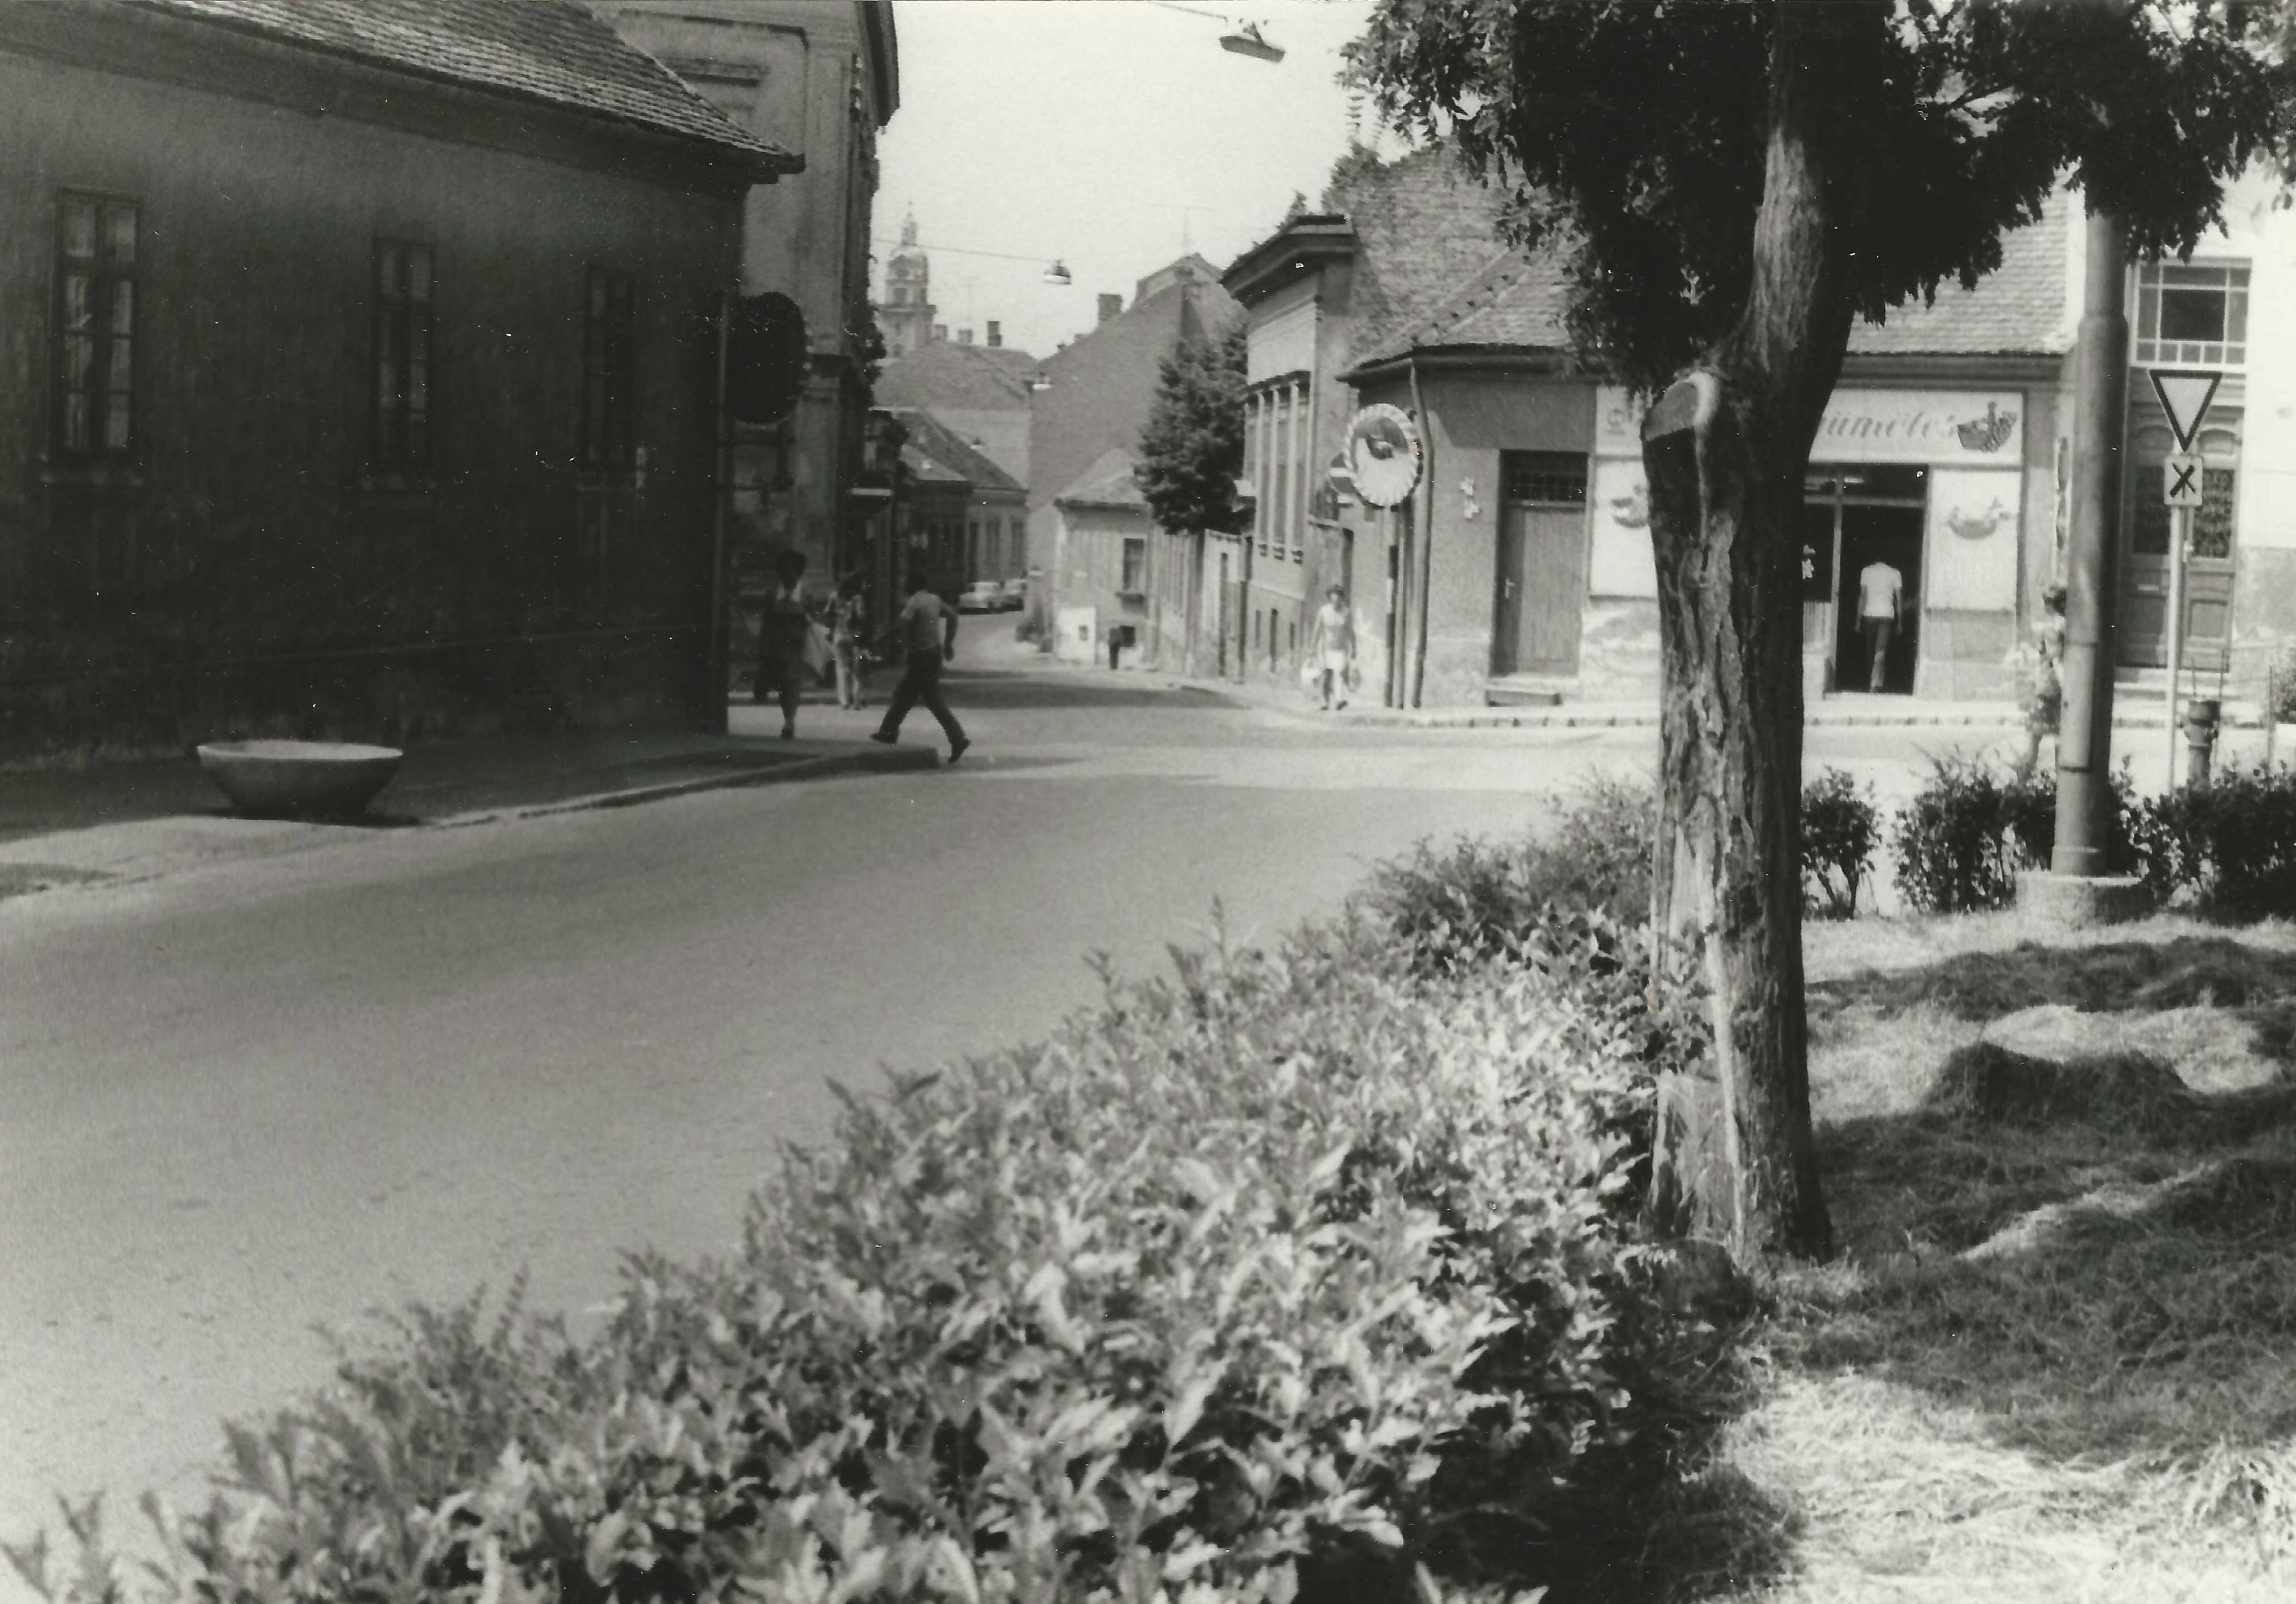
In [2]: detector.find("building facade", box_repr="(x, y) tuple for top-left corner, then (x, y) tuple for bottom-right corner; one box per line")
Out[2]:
(595, 1), (898, 676)
(887, 408), (1027, 593)
(1028, 256), (1237, 650)
(0, 0), (789, 757)
(1217, 150), (1510, 702)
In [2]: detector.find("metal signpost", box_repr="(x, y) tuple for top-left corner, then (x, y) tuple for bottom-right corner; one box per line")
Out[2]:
(2148, 368), (2221, 792)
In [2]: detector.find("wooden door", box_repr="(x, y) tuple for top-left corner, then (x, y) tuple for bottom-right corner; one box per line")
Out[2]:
(1494, 503), (1588, 676)
(1495, 453), (1589, 678)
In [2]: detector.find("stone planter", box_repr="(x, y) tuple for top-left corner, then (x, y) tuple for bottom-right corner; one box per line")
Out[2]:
(196, 740), (404, 819)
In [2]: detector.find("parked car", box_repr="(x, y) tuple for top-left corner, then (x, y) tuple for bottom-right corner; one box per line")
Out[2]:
(958, 581), (1004, 613)
(997, 579), (1027, 611)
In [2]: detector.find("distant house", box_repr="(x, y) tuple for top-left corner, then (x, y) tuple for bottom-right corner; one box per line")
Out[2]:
(1048, 447), (1193, 671)
(1028, 255), (1238, 648)
(886, 407), (1027, 594)
(0, 0), (794, 756)
(874, 289), (1040, 485)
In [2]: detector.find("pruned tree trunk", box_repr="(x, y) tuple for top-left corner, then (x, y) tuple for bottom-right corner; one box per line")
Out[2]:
(1642, 0), (1878, 1263)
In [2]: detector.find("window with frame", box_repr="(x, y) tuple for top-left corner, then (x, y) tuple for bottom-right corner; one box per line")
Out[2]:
(373, 241), (435, 469)
(54, 193), (138, 459)
(583, 269), (635, 471)
(1272, 394), (1290, 559)
(1504, 452), (1589, 505)
(2134, 261), (2249, 368)
(1121, 535), (1146, 593)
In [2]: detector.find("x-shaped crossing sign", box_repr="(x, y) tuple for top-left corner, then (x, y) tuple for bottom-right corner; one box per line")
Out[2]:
(2165, 451), (2203, 508)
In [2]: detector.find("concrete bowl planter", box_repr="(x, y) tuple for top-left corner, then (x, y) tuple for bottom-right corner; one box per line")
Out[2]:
(196, 740), (405, 819)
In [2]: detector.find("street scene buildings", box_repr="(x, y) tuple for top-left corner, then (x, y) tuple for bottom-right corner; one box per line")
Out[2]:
(11, 6), (2296, 1603)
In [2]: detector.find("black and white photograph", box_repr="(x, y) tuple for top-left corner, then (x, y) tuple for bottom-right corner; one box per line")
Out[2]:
(8, 1), (2296, 1598)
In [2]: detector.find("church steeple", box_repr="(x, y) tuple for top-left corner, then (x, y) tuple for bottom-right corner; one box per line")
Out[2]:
(876, 209), (936, 356)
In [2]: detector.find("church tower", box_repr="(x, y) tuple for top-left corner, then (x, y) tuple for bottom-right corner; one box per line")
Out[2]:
(876, 211), (937, 357)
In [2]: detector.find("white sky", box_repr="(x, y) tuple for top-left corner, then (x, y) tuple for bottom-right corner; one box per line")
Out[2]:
(875, 0), (1405, 357)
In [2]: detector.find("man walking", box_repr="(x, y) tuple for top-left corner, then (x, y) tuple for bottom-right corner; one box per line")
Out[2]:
(870, 569), (970, 763)
(1857, 556), (1904, 693)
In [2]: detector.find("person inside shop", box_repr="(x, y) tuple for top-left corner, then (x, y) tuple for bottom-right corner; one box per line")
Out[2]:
(1858, 555), (1904, 693)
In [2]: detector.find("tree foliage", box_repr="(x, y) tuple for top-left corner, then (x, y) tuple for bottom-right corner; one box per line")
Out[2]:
(1136, 321), (1249, 535)
(1346, 0), (2293, 395)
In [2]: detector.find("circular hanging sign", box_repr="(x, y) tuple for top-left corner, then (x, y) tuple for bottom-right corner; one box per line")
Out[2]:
(1346, 404), (1423, 508)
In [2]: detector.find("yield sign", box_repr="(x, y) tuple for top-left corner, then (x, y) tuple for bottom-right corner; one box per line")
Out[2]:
(2149, 368), (2222, 452)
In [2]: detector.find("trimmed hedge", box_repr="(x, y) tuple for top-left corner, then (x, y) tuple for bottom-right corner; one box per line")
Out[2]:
(10, 833), (1731, 1604)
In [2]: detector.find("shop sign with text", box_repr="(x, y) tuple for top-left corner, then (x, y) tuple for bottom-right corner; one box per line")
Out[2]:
(1597, 386), (2025, 465)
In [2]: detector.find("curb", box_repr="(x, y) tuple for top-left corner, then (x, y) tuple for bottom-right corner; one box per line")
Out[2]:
(436, 745), (942, 825)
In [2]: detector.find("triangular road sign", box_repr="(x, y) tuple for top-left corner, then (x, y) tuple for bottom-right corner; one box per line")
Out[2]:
(2150, 369), (2222, 452)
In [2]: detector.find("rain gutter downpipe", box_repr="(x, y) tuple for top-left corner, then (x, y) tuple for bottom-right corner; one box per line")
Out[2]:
(1408, 356), (1434, 708)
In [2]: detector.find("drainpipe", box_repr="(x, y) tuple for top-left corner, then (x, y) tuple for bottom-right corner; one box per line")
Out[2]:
(1408, 356), (1435, 708)
(707, 292), (732, 732)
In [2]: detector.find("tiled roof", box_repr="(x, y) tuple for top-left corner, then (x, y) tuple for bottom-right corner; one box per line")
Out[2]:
(1329, 146), (1513, 360)
(1052, 447), (1146, 511)
(887, 408), (1024, 495)
(129, 0), (796, 171)
(876, 338), (1040, 412)
(1356, 247), (1572, 366)
(1848, 203), (2072, 355)
(1349, 171), (2071, 369)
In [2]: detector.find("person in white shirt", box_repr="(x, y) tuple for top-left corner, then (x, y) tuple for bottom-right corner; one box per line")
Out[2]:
(1310, 586), (1355, 710)
(1857, 559), (1904, 693)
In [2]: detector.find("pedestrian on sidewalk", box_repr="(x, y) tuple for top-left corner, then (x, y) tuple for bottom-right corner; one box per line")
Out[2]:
(2015, 581), (2069, 781)
(870, 570), (970, 764)
(1311, 585), (1357, 710)
(756, 548), (813, 738)
(1858, 557), (1904, 693)
(830, 574), (869, 711)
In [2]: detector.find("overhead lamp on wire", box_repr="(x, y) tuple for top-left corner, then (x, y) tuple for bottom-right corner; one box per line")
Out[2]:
(1146, 1), (1285, 64)
(1219, 21), (1284, 62)
(1042, 260), (1073, 286)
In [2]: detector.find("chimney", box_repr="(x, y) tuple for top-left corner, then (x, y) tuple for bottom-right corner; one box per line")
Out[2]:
(986, 321), (1002, 347)
(958, 327), (974, 345)
(932, 323), (948, 342)
(1097, 293), (1123, 325)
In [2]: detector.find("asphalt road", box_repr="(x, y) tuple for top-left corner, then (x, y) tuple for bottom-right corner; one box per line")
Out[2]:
(1, 638), (2089, 1573)
(0, 648), (1666, 1570)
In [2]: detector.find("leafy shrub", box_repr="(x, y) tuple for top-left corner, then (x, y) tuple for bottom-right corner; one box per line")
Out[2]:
(1360, 776), (1655, 967)
(2129, 761), (2296, 915)
(1800, 768), (1880, 919)
(1891, 757), (2025, 913)
(11, 910), (1728, 1604)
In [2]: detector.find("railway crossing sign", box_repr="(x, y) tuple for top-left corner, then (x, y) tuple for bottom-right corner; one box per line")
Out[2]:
(2149, 368), (2221, 452)
(2164, 452), (2204, 508)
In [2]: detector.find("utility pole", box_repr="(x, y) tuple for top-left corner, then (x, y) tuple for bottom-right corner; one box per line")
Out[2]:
(2042, 203), (2134, 903)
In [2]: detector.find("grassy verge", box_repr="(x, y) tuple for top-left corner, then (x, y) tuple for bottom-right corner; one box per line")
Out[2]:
(1688, 912), (2296, 1602)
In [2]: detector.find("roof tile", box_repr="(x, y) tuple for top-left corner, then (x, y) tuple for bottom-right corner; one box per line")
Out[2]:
(131, 0), (794, 168)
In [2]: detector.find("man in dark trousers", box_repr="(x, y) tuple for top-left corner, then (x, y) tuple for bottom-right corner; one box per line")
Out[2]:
(870, 568), (970, 763)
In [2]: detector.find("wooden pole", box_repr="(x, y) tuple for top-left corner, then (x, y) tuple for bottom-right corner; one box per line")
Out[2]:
(2051, 206), (2128, 874)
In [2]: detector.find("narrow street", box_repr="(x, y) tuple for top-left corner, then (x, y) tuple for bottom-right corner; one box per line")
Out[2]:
(2, 641), (1683, 1560)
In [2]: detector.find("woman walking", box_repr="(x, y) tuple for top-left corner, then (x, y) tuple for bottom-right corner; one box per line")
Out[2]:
(755, 548), (812, 738)
(1311, 586), (1356, 711)
(830, 575), (868, 711)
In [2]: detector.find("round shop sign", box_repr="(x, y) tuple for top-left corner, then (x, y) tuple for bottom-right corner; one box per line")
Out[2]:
(1346, 404), (1424, 508)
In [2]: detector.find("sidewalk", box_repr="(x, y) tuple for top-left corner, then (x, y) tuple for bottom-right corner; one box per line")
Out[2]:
(0, 720), (937, 897)
(1119, 660), (2258, 733)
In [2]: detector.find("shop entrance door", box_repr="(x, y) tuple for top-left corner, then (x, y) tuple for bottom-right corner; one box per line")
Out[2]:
(1492, 452), (1589, 678)
(1807, 464), (1927, 695)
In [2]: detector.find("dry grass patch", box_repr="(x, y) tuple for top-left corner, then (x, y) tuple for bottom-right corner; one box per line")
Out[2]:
(1679, 915), (2296, 1602)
